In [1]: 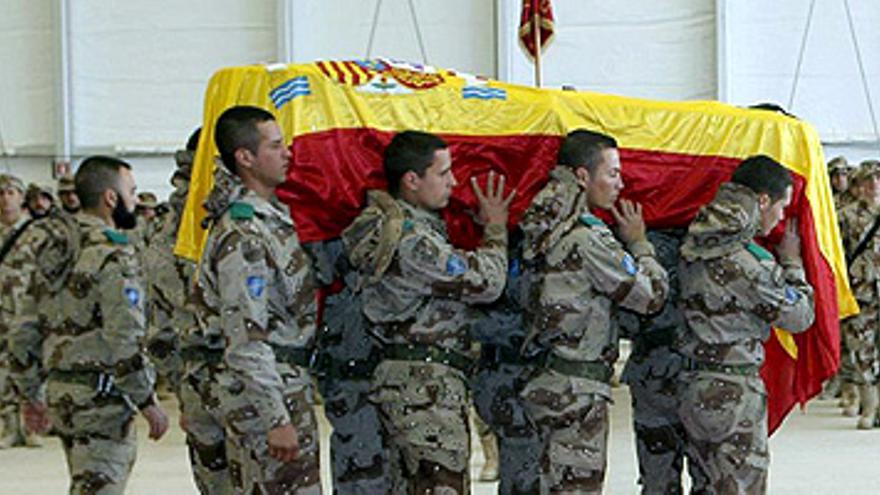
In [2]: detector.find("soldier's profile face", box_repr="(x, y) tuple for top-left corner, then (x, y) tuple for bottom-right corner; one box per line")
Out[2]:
(117, 168), (138, 214)
(759, 185), (792, 236)
(862, 175), (880, 202)
(59, 191), (80, 210)
(250, 120), (291, 188)
(585, 148), (623, 210)
(412, 148), (456, 211)
(830, 172), (847, 192)
(0, 187), (25, 223)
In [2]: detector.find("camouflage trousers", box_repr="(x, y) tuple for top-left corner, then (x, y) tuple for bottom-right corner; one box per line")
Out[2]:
(371, 360), (471, 494)
(678, 371), (768, 495)
(46, 380), (138, 494)
(840, 308), (879, 386)
(622, 347), (686, 495)
(521, 370), (610, 495)
(179, 363), (232, 494)
(0, 361), (26, 444)
(317, 377), (390, 495)
(471, 362), (542, 495)
(217, 363), (321, 495)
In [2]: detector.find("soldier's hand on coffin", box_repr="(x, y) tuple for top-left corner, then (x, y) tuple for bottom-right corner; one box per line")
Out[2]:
(612, 199), (647, 244)
(142, 404), (170, 440)
(472, 171), (516, 227)
(776, 220), (801, 263)
(268, 423), (300, 462)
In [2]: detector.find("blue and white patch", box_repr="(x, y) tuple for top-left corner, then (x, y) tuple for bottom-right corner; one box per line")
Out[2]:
(446, 255), (468, 276)
(621, 254), (637, 276)
(247, 276), (266, 298)
(508, 258), (522, 278)
(269, 76), (310, 109)
(462, 86), (507, 101)
(123, 288), (140, 308)
(784, 286), (801, 304)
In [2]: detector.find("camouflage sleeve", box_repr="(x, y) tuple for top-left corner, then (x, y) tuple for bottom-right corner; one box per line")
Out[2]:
(143, 247), (190, 391)
(398, 223), (508, 304)
(5, 229), (47, 402)
(578, 229), (669, 314)
(99, 251), (156, 409)
(215, 230), (289, 432)
(749, 258), (815, 333)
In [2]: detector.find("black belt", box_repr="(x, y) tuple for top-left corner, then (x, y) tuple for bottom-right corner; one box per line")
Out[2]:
(49, 369), (117, 396)
(181, 345), (313, 368)
(682, 357), (760, 376)
(632, 328), (678, 356)
(384, 344), (473, 375)
(314, 350), (383, 380)
(478, 344), (532, 368)
(544, 354), (613, 383)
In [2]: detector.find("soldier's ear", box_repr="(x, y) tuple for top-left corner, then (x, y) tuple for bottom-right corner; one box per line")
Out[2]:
(402, 170), (421, 192)
(574, 167), (591, 190)
(756, 192), (771, 211)
(234, 147), (254, 171)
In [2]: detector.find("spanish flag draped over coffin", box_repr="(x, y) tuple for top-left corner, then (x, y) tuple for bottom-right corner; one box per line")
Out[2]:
(177, 59), (856, 434)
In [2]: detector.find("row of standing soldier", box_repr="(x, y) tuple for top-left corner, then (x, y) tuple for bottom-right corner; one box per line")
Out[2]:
(0, 105), (816, 494)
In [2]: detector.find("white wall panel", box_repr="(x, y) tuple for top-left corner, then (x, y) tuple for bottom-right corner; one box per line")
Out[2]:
(69, 0), (278, 150)
(287, 0), (496, 77)
(499, 0), (716, 100)
(0, 1), (55, 151)
(721, 0), (880, 144)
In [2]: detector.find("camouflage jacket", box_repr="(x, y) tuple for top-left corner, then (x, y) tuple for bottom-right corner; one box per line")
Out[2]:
(2, 208), (80, 401)
(342, 190), (507, 356)
(44, 213), (155, 409)
(677, 182), (815, 368)
(194, 174), (317, 431)
(520, 166), (668, 393)
(838, 198), (880, 302)
(143, 157), (196, 388)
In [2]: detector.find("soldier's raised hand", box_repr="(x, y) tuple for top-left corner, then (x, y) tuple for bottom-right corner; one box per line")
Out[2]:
(611, 199), (647, 245)
(141, 404), (169, 440)
(471, 171), (516, 227)
(268, 423), (300, 463)
(776, 219), (801, 263)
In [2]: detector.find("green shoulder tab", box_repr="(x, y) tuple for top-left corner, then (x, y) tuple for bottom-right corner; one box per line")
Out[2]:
(229, 202), (255, 220)
(746, 242), (773, 262)
(103, 229), (129, 245)
(579, 214), (606, 228)
(402, 219), (414, 232)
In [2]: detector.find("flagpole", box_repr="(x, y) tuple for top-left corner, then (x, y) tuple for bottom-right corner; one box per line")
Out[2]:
(533, 11), (543, 88)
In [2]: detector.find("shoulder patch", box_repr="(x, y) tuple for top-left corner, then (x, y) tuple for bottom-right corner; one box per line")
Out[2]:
(446, 254), (468, 276)
(579, 214), (606, 228)
(230, 202), (255, 220)
(246, 275), (266, 298)
(621, 253), (638, 276)
(123, 287), (141, 307)
(746, 242), (773, 262)
(402, 219), (414, 232)
(784, 286), (801, 304)
(103, 229), (129, 245)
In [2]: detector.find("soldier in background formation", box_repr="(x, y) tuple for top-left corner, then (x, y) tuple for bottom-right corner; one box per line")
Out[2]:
(837, 160), (880, 429)
(675, 155), (815, 493)
(24, 183), (54, 219)
(828, 156), (855, 211)
(469, 228), (541, 494)
(192, 106), (321, 494)
(342, 130), (513, 493)
(37, 156), (169, 492)
(0, 174), (31, 448)
(518, 130), (669, 494)
(618, 229), (688, 495)
(57, 175), (81, 214)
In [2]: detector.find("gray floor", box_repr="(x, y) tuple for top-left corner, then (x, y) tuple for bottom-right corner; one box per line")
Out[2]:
(1, 387), (878, 494)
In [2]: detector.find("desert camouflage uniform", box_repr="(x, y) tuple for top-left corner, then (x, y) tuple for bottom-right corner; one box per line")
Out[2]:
(0, 213), (34, 446)
(307, 239), (390, 495)
(343, 189), (507, 494)
(676, 182), (815, 494)
(195, 169), (320, 495)
(470, 230), (541, 494)
(619, 229), (688, 495)
(43, 213), (157, 494)
(518, 166), (669, 495)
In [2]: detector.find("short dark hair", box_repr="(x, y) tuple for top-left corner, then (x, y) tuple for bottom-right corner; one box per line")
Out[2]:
(186, 127), (202, 152)
(731, 155), (793, 201)
(75, 155), (132, 209)
(383, 131), (448, 196)
(557, 129), (618, 175)
(214, 106), (275, 174)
